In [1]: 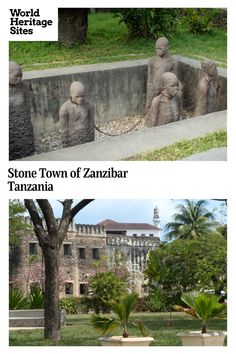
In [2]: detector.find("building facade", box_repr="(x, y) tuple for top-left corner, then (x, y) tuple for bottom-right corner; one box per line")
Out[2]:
(9, 216), (161, 297)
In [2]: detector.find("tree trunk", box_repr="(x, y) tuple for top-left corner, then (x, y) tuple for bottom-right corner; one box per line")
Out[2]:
(201, 322), (207, 333)
(24, 199), (94, 341)
(43, 243), (61, 341)
(58, 8), (88, 45)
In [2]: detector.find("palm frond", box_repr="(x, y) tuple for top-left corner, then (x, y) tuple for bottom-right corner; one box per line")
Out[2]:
(181, 291), (227, 322)
(91, 314), (120, 335)
(130, 320), (149, 336)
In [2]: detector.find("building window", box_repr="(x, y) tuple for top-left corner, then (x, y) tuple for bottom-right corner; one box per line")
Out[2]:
(149, 234), (154, 237)
(132, 233), (137, 237)
(63, 244), (72, 256)
(29, 242), (37, 255)
(141, 233), (145, 237)
(79, 283), (87, 295)
(92, 248), (99, 259)
(65, 282), (73, 295)
(79, 248), (86, 259)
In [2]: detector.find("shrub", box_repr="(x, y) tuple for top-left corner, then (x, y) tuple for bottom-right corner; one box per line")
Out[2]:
(28, 288), (44, 309)
(88, 271), (128, 314)
(60, 297), (89, 314)
(182, 8), (221, 34)
(9, 288), (29, 310)
(91, 293), (148, 338)
(112, 8), (178, 39)
(146, 289), (168, 312)
(173, 291), (227, 333)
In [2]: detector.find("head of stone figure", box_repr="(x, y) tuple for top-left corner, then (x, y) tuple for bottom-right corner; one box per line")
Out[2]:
(201, 60), (218, 78)
(155, 37), (169, 57)
(9, 61), (22, 86)
(70, 82), (85, 105)
(162, 72), (179, 98)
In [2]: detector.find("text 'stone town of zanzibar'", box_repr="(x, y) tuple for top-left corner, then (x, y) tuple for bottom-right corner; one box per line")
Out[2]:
(8, 167), (128, 191)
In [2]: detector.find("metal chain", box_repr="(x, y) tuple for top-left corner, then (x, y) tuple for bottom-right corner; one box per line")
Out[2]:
(94, 118), (143, 137)
(29, 93), (195, 136)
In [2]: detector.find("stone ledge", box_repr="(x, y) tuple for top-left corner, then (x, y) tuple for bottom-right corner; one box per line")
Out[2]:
(9, 309), (66, 327)
(20, 110), (227, 161)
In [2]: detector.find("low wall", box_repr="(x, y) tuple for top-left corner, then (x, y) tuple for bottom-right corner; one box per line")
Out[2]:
(24, 60), (148, 136)
(175, 56), (227, 114)
(23, 57), (227, 152)
(9, 309), (66, 327)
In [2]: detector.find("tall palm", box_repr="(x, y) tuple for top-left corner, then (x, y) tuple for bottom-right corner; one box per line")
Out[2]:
(91, 293), (148, 338)
(164, 200), (217, 241)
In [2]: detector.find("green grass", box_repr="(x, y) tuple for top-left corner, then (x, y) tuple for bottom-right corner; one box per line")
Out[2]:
(9, 312), (227, 346)
(9, 12), (227, 71)
(125, 130), (227, 161)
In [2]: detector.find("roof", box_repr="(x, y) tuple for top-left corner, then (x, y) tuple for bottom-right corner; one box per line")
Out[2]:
(97, 219), (160, 231)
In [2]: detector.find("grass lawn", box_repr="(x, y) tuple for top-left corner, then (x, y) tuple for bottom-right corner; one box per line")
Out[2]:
(9, 12), (227, 71)
(9, 312), (227, 346)
(125, 130), (227, 161)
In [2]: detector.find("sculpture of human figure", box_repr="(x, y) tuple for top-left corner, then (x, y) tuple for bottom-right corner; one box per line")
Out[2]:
(146, 37), (180, 109)
(59, 81), (94, 147)
(146, 72), (181, 127)
(9, 61), (35, 160)
(195, 60), (220, 116)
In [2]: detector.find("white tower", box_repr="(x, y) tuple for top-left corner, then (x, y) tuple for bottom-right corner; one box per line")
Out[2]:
(153, 205), (160, 228)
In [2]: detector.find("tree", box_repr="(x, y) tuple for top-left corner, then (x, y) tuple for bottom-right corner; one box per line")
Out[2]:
(24, 199), (94, 341)
(58, 8), (89, 45)
(144, 234), (227, 306)
(9, 199), (30, 248)
(164, 199), (217, 241)
(9, 200), (32, 284)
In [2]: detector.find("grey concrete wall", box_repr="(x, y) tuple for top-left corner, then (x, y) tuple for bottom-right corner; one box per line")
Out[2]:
(175, 56), (227, 114)
(23, 57), (227, 139)
(24, 60), (148, 137)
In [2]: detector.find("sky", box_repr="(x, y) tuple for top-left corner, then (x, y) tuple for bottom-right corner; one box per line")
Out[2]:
(46, 199), (226, 240)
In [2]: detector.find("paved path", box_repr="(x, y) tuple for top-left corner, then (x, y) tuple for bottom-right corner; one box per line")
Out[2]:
(21, 110), (227, 161)
(181, 147), (227, 161)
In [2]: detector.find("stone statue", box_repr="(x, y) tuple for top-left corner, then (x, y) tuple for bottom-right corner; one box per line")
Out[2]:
(9, 61), (35, 160)
(146, 37), (180, 109)
(146, 72), (181, 127)
(59, 81), (95, 147)
(195, 60), (220, 116)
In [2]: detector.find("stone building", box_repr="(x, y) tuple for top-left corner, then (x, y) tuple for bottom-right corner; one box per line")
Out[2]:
(9, 214), (161, 297)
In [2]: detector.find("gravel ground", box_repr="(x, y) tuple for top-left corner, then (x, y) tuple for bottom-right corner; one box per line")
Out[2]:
(34, 112), (192, 153)
(95, 115), (146, 140)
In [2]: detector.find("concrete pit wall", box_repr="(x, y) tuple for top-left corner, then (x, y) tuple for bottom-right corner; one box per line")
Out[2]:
(24, 60), (148, 136)
(175, 56), (227, 115)
(23, 57), (227, 153)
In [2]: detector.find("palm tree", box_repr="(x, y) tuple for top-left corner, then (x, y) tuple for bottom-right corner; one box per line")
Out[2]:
(91, 293), (148, 338)
(173, 291), (227, 333)
(164, 200), (217, 241)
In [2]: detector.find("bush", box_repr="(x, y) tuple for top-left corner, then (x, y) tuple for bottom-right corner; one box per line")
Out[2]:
(60, 297), (89, 314)
(9, 288), (29, 310)
(88, 271), (128, 314)
(182, 8), (221, 34)
(112, 8), (178, 39)
(212, 9), (227, 30)
(146, 289), (169, 312)
(28, 288), (44, 309)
